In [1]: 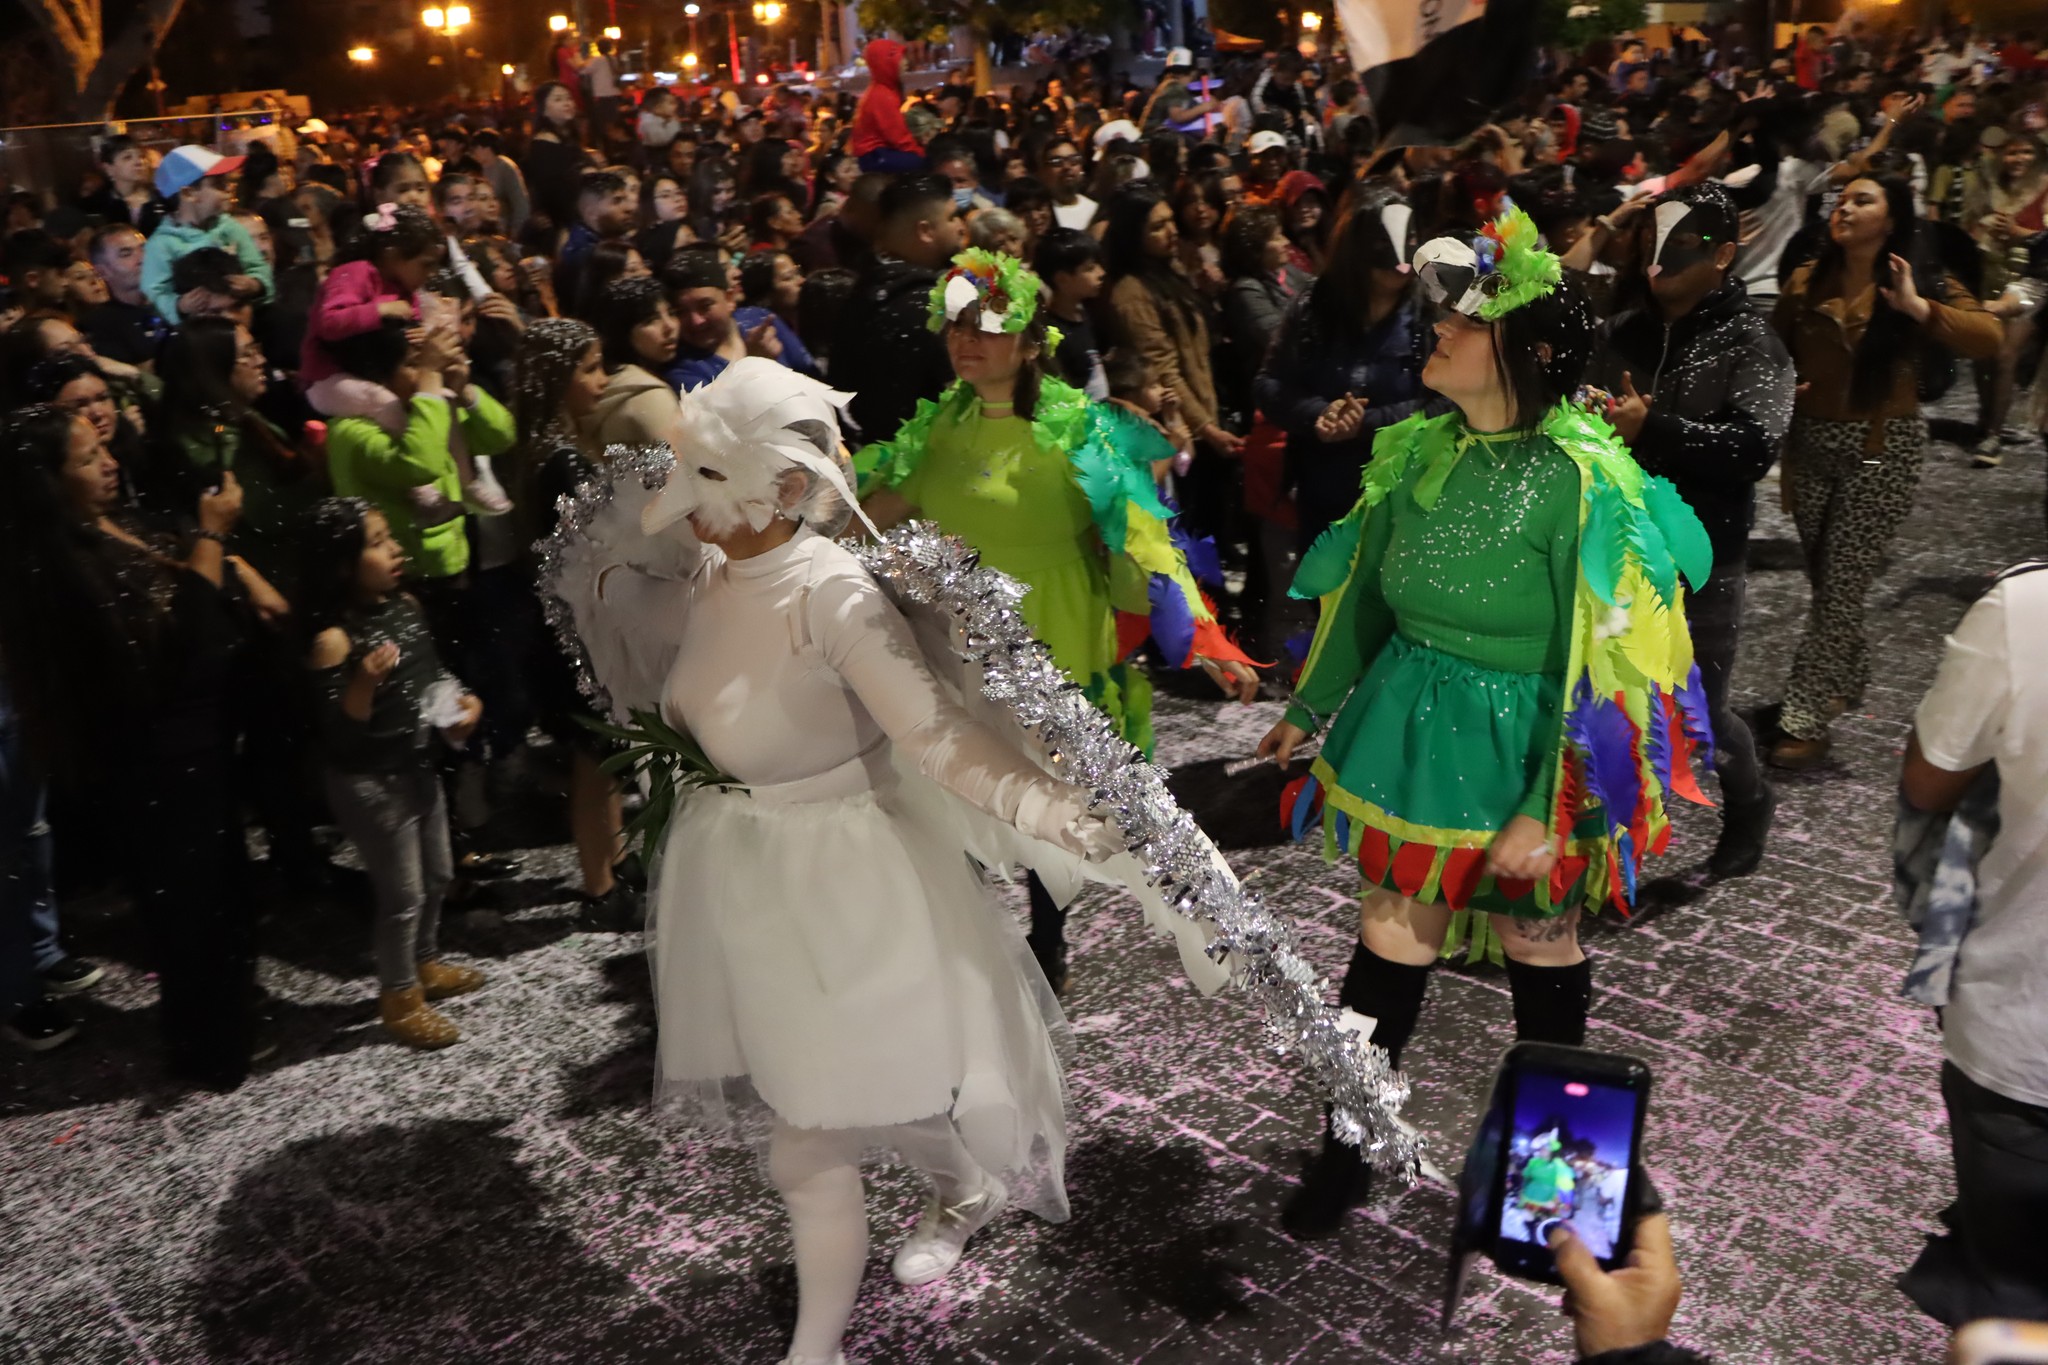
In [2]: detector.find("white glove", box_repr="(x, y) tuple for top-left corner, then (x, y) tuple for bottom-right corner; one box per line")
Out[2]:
(1016, 786), (1124, 863)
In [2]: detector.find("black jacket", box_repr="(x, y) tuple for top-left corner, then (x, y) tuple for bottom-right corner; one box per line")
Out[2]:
(1588, 278), (1795, 576)
(833, 256), (953, 445)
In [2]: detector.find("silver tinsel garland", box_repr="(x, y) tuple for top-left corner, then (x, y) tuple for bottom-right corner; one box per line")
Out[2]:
(534, 450), (1420, 1176)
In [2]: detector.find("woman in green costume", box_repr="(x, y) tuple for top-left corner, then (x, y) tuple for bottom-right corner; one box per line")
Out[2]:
(858, 247), (1260, 993)
(1256, 205), (1716, 1237)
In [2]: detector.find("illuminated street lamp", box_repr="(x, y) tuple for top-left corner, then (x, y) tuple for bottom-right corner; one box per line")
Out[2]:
(1299, 9), (1321, 28)
(752, 1), (782, 21)
(548, 13), (569, 30)
(349, 45), (376, 61)
(682, 51), (700, 68)
(501, 62), (515, 74)
(603, 24), (622, 39)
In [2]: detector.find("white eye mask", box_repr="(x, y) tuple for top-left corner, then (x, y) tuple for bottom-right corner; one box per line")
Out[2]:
(943, 272), (1013, 333)
(1379, 203), (1414, 272)
(1413, 235), (1488, 317)
(642, 356), (878, 541)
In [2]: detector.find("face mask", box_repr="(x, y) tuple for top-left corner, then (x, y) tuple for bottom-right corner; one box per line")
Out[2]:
(1647, 199), (1722, 278)
(1413, 236), (1488, 317)
(642, 356), (877, 540)
(1371, 202), (1414, 272)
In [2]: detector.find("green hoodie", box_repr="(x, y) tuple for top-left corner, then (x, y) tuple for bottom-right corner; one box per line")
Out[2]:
(326, 388), (516, 581)
(140, 213), (275, 324)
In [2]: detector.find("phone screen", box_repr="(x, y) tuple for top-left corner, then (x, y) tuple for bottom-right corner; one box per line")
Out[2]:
(1493, 1056), (1649, 1278)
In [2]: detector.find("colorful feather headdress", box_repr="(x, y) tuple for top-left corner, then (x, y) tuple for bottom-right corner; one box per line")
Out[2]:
(928, 247), (1043, 336)
(1412, 199), (1563, 322)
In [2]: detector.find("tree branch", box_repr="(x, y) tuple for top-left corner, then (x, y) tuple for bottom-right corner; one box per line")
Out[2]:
(74, 0), (189, 119)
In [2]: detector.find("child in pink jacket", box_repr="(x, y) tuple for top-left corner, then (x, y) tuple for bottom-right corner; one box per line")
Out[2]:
(303, 202), (510, 518)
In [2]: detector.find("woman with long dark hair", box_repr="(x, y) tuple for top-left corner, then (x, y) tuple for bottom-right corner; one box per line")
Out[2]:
(525, 82), (590, 238)
(0, 406), (264, 1090)
(857, 248), (1259, 992)
(585, 276), (685, 449)
(687, 158), (743, 252)
(1255, 188), (1444, 552)
(1256, 206), (1715, 1237)
(1102, 182), (1241, 493)
(635, 170), (696, 274)
(1766, 175), (2002, 768)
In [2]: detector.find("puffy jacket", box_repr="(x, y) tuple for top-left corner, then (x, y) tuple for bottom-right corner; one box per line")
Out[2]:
(1588, 278), (1796, 572)
(583, 365), (683, 449)
(325, 384), (517, 581)
(831, 258), (951, 442)
(852, 40), (921, 157)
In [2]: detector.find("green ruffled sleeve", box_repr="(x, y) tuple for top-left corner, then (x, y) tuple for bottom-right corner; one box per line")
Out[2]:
(853, 382), (973, 500)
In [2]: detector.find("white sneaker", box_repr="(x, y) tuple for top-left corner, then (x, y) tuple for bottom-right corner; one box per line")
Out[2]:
(462, 456), (513, 516)
(890, 1176), (1006, 1286)
(409, 483), (464, 526)
(1970, 433), (2003, 469)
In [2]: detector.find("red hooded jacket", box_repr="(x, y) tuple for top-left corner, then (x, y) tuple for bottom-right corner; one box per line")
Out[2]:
(852, 39), (922, 156)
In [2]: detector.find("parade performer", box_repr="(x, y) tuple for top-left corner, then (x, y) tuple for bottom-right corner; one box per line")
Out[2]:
(856, 246), (1261, 992)
(542, 359), (1232, 1365)
(1256, 205), (1716, 1237)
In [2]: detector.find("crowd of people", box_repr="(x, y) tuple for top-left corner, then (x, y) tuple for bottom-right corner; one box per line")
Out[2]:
(2, 19), (2047, 1363)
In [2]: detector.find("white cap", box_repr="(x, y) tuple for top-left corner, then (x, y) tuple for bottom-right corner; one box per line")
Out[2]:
(1246, 130), (1289, 155)
(1165, 46), (1193, 68)
(1093, 118), (1141, 148)
(297, 118), (330, 134)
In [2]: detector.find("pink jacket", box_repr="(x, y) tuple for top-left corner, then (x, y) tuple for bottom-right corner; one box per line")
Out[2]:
(300, 259), (417, 390)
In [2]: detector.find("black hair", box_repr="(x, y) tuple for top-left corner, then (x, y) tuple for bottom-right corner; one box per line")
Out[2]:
(97, 134), (141, 168)
(662, 249), (731, 296)
(1032, 226), (1101, 283)
(0, 403), (155, 780)
(796, 267), (856, 364)
(4, 230), (72, 280)
(738, 248), (790, 308)
(592, 275), (670, 371)
(86, 222), (145, 265)
(1313, 187), (1413, 333)
(18, 353), (110, 406)
(1218, 204), (1281, 281)
(877, 173), (954, 228)
(339, 202), (442, 273)
(295, 496), (377, 638)
(747, 192), (797, 244)
(532, 83), (577, 137)
(432, 170), (481, 210)
(1100, 183), (1203, 333)
(158, 316), (248, 427)
(328, 316), (414, 386)
(1808, 174), (1934, 412)
(469, 128), (504, 153)
(1101, 347), (1153, 400)
(573, 239), (644, 318)
(578, 168), (630, 204)
(1170, 172), (1227, 240)
(1489, 273), (1596, 428)
(168, 246), (243, 300)
(369, 151), (429, 202)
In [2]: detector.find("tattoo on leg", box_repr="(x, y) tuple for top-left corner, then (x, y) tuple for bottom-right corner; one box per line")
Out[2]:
(1506, 915), (1578, 943)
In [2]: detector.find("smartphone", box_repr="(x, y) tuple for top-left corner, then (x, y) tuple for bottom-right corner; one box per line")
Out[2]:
(1486, 1042), (1652, 1285)
(1952, 1321), (2048, 1365)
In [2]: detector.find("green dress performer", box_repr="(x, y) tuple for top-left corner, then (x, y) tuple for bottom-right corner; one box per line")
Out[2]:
(858, 246), (1260, 993)
(1257, 204), (1716, 1237)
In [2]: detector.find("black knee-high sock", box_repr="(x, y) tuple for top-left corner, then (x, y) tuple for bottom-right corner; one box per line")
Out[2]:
(1024, 872), (1065, 952)
(1505, 957), (1592, 1046)
(1337, 939), (1433, 1071)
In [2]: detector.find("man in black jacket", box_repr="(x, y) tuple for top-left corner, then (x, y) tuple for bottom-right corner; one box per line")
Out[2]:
(1589, 182), (1795, 880)
(830, 174), (965, 444)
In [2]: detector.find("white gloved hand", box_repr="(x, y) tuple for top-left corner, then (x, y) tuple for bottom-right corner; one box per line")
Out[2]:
(1016, 785), (1124, 862)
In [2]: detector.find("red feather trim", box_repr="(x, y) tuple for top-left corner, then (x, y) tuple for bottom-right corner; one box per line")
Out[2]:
(1357, 825), (1394, 885)
(1548, 854), (1590, 906)
(1495, 875), (1537, 904)
(1391, 840), (1438, 899)
(1115, 610), (1151, 662)
(1440, 847), (1487, 910)
(1189, 616), (1265, 669)
(1661, 691), (1712, 807)
(1279, 775), (1317, 832)
(1649, 823), (1671, 857)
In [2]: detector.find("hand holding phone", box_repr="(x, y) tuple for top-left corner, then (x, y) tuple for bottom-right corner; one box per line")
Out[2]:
(1551, 1211), (1681, 1358)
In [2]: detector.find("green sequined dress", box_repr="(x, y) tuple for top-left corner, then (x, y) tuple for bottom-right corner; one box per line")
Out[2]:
(1283, 406), (1719, 954)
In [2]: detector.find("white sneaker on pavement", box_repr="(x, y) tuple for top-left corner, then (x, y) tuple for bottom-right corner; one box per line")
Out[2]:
(890, 1175), (1007, 1287)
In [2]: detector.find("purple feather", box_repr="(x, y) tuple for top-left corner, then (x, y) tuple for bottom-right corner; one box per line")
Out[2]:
(1147, 571), (1197, 666)
(1643, 685), (1675, 792)
(1674, 663), (1715, 751)
(1567, 682), (1643, 840)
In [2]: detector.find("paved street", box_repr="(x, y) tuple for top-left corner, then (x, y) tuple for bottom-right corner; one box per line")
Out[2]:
(2, 394), (2043, 1364)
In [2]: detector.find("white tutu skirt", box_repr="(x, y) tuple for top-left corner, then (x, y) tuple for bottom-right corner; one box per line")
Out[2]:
(647, 746), (1072, 1221)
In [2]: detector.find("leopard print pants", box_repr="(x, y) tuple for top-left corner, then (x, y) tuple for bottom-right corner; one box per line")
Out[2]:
(1780, 415), (1926, 741)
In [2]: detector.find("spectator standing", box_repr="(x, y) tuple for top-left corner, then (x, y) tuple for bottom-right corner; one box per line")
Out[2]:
(1038, 137), (1098, 231)
(1767, 175), (2002, 768)
(1589, 183), (1796, 878)
(525, 84), (589, 237)
(78, 134), (165, 235)
(585, 276), (685, 447)
(582, 40), (622, 137)
(1897, 560), (2048, 1325)
(469, 130), (532, 239)
(830, 175), (964, 441)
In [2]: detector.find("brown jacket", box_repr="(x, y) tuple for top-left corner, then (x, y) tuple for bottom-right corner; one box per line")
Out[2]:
(1773, 262), (2002, 442)
(1109, 273), (1221, 434)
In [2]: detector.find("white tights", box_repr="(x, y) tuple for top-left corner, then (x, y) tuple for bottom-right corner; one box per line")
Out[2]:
(767, 1114), (987, 1360)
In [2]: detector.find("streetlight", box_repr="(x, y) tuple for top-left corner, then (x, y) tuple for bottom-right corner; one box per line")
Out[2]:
(422, 7), (444, 27)
(447, 4), (470, 26)
(501, 62), (515, 74)
(548, 13), (569, 30)
(682, 51), (700, 69)
(602, 24), (621, 39)
(349, 45), (376, 62)
(1299, 10), (1321, 29)
(752, 1), (782, 20)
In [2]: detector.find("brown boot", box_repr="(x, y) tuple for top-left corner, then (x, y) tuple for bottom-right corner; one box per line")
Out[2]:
(379, 987), (460, 1050)
(1767, 731), (1833, 771)
(416, 958), (486, 1001)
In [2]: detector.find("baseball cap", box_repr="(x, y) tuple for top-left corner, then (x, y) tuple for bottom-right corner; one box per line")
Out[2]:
(1094, 118), (1142, 148)
(1247, 130), (1289, 155)
(156, 144), (247, 197)
(1165, 46), (1193, 69)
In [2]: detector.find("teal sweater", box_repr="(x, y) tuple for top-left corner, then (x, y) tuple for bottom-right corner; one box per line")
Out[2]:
(140, 214), (275, 324)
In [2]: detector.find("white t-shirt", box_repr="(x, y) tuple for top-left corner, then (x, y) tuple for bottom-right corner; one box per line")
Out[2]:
(1914, 565), (2048, 1108)
(584, 54), (619, 99)
(1053, 195), (1098, 231)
